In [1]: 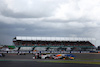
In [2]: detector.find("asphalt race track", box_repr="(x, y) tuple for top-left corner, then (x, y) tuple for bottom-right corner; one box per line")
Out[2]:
(1, 53), (100, 60)
(0, 53), (100, 67)
(0, 61), (100, 67)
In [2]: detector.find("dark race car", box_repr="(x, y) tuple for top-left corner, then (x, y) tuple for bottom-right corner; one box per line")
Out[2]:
(17, 53), (26, 55)
(0, 53), (5, 57)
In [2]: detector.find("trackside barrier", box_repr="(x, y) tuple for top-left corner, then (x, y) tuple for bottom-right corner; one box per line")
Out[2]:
(71, 51), (80, 53)
(61, 51), (70, 53)
(52, 51), (61, 53)
(81, 51), (90, 53)
(19, 51), (29, 53)
(32, 51), (40, 53)
(8, 51), (18, 53)
(40, 51), (51, 53)
(0, 51), (94, 53)
(30, 51), (33, 53)
(0, 51), (7, 53)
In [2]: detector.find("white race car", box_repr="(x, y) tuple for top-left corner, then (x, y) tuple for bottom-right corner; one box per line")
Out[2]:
(40, 54), (48, 59)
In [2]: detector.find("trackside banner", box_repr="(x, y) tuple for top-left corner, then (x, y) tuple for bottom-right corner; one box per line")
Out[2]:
(0, 51), (91, 53)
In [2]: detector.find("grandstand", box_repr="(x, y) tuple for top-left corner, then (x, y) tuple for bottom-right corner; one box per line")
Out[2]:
(13, 36), (96, 51)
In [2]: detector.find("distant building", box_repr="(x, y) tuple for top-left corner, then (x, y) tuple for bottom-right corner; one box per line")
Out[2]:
(13, 36), (96, 51)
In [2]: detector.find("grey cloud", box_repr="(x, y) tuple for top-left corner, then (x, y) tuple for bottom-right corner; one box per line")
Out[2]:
(42, 18), (92, 23)
(0, 0), (58, 18)
(0, 20), (99, 46)
(0, 0), (100, 47)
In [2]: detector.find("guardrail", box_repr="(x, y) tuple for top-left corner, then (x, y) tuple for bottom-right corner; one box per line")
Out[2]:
(0, 51), (93, 53)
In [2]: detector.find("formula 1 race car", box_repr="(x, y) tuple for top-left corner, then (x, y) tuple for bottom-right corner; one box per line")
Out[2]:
(32, 53), (75, 60)
(17, 53), (26, 55)
(32, 53), (52, 59)
(0, 53), (5, 57)
(51, 54), (75, 60)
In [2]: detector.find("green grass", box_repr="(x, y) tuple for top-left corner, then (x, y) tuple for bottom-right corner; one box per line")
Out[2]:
(1, 59), (100, 65)
(39, 60), (100, 65)
(76, 59), (100, 60)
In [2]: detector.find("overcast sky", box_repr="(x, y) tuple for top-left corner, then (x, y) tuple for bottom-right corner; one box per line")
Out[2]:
(0, 0), (100, 47)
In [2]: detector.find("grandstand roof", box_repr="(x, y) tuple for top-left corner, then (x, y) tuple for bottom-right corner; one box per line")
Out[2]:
(14, 36), (96, 41)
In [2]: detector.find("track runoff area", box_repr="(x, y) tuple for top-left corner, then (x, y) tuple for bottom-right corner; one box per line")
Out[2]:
(0, 53), (100, 65)
(1, 51), (100, 66)
(0, 54), (100, 67)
